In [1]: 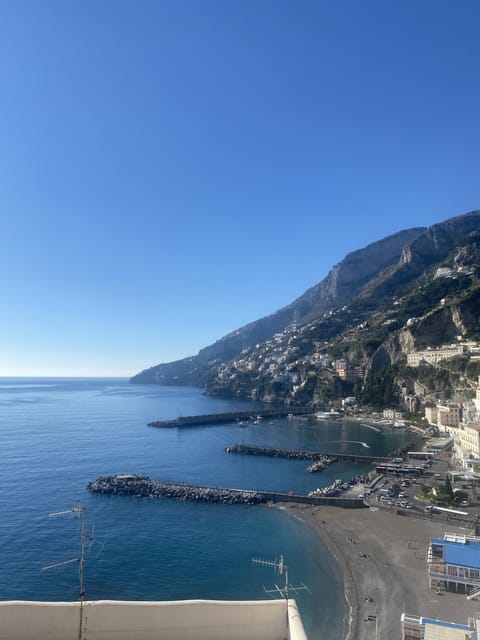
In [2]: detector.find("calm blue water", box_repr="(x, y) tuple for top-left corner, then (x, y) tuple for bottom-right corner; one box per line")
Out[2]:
(0, 378), (418, 638)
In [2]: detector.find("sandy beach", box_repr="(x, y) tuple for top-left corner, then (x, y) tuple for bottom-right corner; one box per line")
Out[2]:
(281, 503), (478, 640)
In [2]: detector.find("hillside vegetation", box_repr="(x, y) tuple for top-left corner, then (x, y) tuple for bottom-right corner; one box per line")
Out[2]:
(131, 210), (480, 410)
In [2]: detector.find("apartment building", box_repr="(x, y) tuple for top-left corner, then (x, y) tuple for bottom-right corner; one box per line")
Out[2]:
(407, 344), (466, 367)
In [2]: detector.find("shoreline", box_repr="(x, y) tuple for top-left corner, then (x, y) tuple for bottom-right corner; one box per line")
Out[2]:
(277, 503), (477, 640)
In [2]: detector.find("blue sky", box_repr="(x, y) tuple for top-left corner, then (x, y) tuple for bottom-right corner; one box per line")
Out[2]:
(1, 0), (479, 376)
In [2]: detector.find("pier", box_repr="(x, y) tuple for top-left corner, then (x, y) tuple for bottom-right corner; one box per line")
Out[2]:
(148, 408), (315, 428)
(87, 474), (367, 508)
(88, 475), (265, 505)
(225, 444), (336, 472)
(225, 443), (391, 464)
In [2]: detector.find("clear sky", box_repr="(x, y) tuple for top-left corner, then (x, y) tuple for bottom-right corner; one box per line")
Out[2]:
(1, 0), (479, 377)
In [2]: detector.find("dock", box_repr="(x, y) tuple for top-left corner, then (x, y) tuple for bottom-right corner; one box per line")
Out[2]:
(87, 474), (367, 508)
(225, 443), (391, 464)
(148, 408), (315, 428)
(225, 444), (336, 472)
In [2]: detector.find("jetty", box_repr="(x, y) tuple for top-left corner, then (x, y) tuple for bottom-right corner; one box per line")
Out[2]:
(88, 475), (265, 505)
(87, 474), (367, 508)
(225, 444), (336, 472)
(225, 443), (391, 464)
(148, 408), (314, 428)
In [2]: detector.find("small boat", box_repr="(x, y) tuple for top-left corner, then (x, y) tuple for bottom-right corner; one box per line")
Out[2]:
(315, 411), (341, 420)
(238, 420), (249, 428)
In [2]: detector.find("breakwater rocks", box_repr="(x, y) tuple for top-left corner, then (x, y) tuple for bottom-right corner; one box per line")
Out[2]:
(148, 408), (314, 428)
(306, 460), (334, 473)
(87, 474), (266, 505)
(309, 479), (344, 498)
(225, 443), (337, 473)
(87, 474), (368, 508)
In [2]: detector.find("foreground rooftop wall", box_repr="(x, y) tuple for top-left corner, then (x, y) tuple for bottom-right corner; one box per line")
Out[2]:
(0, 599), (307, 640)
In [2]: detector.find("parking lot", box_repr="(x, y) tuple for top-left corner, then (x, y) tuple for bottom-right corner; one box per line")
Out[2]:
(361, 452), (479, 529)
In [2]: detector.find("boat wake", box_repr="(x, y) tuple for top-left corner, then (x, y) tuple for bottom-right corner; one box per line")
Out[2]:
(360, 423), (381, 433)
(326, 440), (370, 449)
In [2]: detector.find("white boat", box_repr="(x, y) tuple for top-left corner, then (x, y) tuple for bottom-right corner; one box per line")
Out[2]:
(315, 411), (341, 420)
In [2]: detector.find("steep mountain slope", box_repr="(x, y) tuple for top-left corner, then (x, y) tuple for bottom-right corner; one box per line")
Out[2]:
(130, 226), (424, 385)
(131, 210), (480, 408)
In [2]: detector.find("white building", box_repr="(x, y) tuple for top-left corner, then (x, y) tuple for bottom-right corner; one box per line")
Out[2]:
(460, 423), (480, 460)
(427, 532), (480, 594)
(425, 402), (461, 429)
(435, 267), (455, 278)
(407, 344), (467, 367)
(401, 613), (479, 640)
(383, 409), (404, 420)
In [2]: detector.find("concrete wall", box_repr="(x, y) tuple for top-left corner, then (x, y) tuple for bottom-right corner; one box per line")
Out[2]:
(0, 599), (307, 640)
(264, 492), (368, 507)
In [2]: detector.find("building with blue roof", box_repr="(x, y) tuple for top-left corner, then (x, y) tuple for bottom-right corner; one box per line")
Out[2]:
(401, 612), (478, 640)
(428, 532), (480, 594)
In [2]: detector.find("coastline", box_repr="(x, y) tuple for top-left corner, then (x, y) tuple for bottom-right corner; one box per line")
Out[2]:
(278, 503), (477, 640)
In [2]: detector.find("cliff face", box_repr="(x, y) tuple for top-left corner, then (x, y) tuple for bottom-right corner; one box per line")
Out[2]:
(300, 227), (425, 313)
(131, 226), (424, 385)
(401, 211), (480, 268)
(131, 210), (480, 406)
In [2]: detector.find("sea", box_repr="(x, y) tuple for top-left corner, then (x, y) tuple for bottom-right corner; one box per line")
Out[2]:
(0, 377), (420, 639)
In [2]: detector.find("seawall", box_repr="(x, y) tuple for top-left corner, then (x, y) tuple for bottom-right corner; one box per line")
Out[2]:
(148, 408), (314, 428)
(225, 443), (390, 464)
(87, 475), (368, 508)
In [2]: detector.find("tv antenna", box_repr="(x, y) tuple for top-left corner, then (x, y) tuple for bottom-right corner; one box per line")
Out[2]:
(252, 555), (310, 602)
(42, 504), (94, 640)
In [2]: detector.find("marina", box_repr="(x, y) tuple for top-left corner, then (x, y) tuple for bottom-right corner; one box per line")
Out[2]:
(0, 378), (419, 640)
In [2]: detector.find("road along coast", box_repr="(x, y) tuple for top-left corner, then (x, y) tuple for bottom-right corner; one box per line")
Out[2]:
(279, 503), (477, 640)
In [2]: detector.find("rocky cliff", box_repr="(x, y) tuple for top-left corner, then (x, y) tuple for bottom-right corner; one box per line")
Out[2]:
(131, 210), (480, 408)
(131, 226), (424, 385)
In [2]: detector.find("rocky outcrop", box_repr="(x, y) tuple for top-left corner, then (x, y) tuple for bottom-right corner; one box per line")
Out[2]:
(401, 211), (480, 269)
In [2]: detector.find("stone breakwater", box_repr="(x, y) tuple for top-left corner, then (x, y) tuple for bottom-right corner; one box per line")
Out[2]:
(225, 443), (389, 464)
(305, 460), (333, 473)
(225, 443), (337, 473)
(87, 474), (368, 508)
(148, 408), (314, 428)
(87, 474), (266, 505)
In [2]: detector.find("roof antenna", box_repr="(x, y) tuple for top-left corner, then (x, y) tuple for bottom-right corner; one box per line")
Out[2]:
(252, 555), (310, 602)
(42, 504), (94, 640)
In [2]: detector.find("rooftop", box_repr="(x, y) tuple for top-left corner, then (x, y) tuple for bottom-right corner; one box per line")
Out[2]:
(0, 599), (308, 640)
(431, 537), (480, 569)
